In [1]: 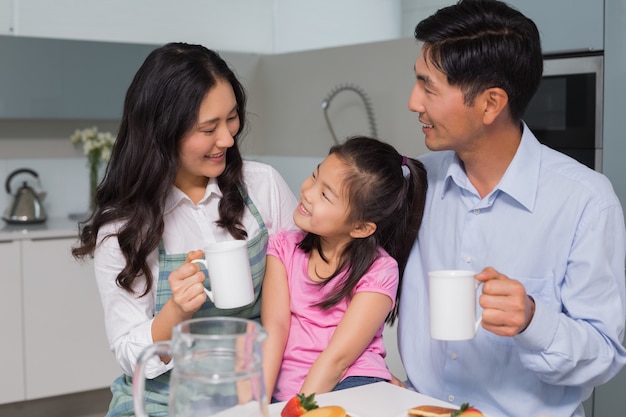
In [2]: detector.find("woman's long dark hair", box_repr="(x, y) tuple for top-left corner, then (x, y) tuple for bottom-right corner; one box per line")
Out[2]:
(72, 43), (248, 296)
(298, 136), (427, 324)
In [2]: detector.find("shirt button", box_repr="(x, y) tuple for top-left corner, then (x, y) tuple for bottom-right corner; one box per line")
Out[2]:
(448, 395), (455, 402)
(473, 209), (480, 215)
(464, 256), (472, 263)
(451, 352), (458, 360)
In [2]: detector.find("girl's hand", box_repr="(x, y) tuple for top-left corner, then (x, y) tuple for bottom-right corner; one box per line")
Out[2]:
(389, 374), (406, 388)
(167, 249), (207, 314)
(300, 291), (392, 396)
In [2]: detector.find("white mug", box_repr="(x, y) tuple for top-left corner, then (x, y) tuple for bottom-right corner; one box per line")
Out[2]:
(191, 240), (254, 309)
(428, 270), (482, 341)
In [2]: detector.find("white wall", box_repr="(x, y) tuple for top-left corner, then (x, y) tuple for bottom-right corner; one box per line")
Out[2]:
(0, 0), (12, 34)
(0, 158), (89, 219)
(248, 38), (426, 159)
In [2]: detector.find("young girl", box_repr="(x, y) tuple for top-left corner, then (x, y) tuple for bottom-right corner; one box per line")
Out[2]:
(72, 43), (297, 416)
(262, 136), (427, 401)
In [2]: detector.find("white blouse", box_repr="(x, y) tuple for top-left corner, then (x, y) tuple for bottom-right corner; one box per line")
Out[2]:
(93, 160), (298, 377)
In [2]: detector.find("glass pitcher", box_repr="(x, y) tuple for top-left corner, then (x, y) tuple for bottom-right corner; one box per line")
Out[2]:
(133, 317), (268, 417)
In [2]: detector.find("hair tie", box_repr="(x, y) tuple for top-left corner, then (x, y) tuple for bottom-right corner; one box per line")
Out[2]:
(401, 155), (410, 178)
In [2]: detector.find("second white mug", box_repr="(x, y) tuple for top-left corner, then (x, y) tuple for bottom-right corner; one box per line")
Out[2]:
(428, 269), (482, 341)
(192, 240), (254, 309)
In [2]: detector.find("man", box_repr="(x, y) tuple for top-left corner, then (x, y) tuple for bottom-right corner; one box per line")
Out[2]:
(398, 1), (626, 416)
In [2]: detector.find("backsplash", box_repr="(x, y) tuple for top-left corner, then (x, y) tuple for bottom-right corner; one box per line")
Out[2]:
(0, 158), (90, 220)
(249, 154), (319, 197)
(0, 154), (318, 221)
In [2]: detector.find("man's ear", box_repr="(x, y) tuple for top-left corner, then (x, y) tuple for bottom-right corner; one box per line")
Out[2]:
(481, 87), (509, 125)
(350, 221), (377, 239)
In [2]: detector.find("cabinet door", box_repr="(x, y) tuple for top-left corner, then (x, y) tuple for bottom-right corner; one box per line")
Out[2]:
(402, 1), (604, 54)
(21, 237), (120, 400)
(0, 35), (155, 119)
(0, 240), (25, 404)
(506, 0), (603, 53)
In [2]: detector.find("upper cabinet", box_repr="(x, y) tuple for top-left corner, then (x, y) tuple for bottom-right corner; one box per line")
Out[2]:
(0, 36), (156, 119)
(0, 35), (262, 120)
(12, 0), (273, 54)
(506, 0), (604, 53)
(401, 0), (604, 54)
(11, 0), (400, 55)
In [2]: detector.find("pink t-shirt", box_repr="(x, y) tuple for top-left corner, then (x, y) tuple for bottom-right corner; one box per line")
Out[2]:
(267, 230), (398, 401)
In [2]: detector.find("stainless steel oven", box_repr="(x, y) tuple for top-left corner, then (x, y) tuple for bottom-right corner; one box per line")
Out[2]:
(524, 52), (603, 171)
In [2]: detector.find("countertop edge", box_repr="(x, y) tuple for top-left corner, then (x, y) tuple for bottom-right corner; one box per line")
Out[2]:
(0, 216), (82, 241)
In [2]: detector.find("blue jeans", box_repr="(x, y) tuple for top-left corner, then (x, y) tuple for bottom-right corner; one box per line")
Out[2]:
(270, 376), (387, 403)
(332, 376), (387, 391)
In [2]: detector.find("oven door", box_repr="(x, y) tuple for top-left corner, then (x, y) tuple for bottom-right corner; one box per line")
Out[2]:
(524, 53), (603, 171)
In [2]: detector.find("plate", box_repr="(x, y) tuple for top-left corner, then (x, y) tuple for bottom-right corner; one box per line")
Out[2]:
(389, 409), (489, 417)
(270, 408), (363, 417)
(309, 410), (364, 417)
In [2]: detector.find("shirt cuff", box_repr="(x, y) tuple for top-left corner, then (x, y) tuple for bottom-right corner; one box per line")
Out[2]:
(123, 319), (173, 378)
(514, 297), (560, 351)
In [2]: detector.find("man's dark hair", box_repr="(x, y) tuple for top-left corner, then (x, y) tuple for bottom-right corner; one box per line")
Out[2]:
(415, 0), (543, 122)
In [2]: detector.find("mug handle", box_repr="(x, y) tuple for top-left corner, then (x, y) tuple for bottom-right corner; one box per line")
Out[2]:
(191, 259), (215, 303)
(132, 341), (172, 417)
(474, 281), (484, 334)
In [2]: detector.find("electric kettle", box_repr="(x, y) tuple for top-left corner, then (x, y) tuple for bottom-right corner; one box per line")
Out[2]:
(2, 168), (48, 224)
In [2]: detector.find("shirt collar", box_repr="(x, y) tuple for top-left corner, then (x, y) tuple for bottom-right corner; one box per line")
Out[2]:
(442, 122), (541, 212)
(164, 177), (222, 214)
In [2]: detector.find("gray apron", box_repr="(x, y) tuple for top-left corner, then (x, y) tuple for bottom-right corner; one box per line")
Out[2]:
(105, 188), (268, 417)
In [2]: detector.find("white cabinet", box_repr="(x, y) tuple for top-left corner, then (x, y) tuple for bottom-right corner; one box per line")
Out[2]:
(0, 35), (156, 119)
(21, 237), (120, 399)
(0, 236), (120, 404)
(0, 36), (260, 120)
(13, 0), (274, 54)
(0, 240), (25, 404)
(401, 0), (604, 54)
(502, 0), (603, 53)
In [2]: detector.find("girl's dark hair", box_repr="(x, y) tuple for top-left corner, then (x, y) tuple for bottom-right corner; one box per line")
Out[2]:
(72, 42), (248, 296)
(298, 136), (427, 324)
(414, 0), (543, 122)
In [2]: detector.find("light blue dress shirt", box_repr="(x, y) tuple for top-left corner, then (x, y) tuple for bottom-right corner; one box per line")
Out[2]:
(399, 124), (626, 417)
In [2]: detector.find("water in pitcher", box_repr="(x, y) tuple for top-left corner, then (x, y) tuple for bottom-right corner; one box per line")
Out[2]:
(168, 349), (268, 417)
(134, 317), (268, 417)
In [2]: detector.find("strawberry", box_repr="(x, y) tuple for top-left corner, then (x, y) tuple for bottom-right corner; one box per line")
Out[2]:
(451, 403), (484, 417)
(281, 393), (319, 417)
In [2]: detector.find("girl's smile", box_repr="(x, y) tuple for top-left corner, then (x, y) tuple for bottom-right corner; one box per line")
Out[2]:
(297, 203), (311, 216)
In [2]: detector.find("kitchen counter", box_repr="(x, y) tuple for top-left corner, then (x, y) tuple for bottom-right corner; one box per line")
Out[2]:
(0, 216), (83, 241)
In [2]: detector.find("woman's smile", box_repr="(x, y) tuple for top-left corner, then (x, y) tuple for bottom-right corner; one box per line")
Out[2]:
(205, 151), (226, 160)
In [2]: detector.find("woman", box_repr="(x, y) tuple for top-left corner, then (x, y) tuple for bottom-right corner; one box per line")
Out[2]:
(72, 42), (297, 416)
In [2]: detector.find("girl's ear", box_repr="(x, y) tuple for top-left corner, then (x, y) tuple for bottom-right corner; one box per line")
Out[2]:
(350, 221), (377, 239)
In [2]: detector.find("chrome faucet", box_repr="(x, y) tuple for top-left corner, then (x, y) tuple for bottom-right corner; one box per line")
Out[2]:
(321, 83), (378, 144)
